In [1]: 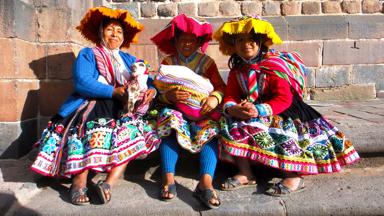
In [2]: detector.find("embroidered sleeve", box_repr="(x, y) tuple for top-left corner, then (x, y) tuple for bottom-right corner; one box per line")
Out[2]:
(255, 103), (273, 117)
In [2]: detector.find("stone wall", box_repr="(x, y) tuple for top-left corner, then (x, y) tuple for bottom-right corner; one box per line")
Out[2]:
(0, 0), (383, 158)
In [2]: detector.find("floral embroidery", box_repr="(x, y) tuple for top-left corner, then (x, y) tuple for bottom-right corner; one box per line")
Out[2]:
(98, 118), (107, 126)
(42, 137), (57, 155)
(281, 140), (302, 156)
(311, 144), (328, 160)
(89, 131), (106, 148)
(103, 132), (112, 149)
(254, 132), (274, 149)
(55, 125), (64, 134)
(67, 137), (84, 155)
(86, 121), (95, 129)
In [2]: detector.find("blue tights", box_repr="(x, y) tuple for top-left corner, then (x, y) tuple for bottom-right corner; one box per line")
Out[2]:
(160, 135), (218, 178)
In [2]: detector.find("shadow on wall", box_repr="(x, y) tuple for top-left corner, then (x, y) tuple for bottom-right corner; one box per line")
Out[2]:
(0, 52), (76, 159)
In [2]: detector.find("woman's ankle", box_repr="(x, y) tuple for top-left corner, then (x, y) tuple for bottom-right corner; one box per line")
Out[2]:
(162, 173), (175, 185)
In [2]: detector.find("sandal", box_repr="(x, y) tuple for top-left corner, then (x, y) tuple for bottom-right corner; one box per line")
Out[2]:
(69, 186), (90, 205)
(193, 187), (221, 209)
(160, 184), (177, 201)
(265, 177), (305, 197)
(221, 177), (257, 191)
(95, 180), (112, 204)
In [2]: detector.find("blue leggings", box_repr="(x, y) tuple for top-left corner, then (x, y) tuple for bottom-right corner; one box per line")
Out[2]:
(160, 135), (218, 178)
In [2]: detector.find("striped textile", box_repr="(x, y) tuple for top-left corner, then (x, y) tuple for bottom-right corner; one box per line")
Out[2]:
(93, 46), (128, 86)
(260, 50), (307, 98)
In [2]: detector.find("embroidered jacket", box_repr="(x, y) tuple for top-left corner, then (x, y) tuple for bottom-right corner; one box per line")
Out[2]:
(58, 47), (154, 118)
(223, 64), (293, 117)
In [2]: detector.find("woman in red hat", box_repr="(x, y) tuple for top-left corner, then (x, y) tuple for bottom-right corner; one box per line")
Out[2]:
(31, 7), (160, 205)
(151, 14), (226, 209)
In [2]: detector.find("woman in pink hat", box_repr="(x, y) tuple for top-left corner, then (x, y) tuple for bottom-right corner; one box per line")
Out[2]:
(151, 14), (226, 209)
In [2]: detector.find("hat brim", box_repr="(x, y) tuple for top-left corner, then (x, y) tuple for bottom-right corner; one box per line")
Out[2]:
(76, 7), (143, 48)
(213, 17), (283, 56)
(150, 14), (213, 55)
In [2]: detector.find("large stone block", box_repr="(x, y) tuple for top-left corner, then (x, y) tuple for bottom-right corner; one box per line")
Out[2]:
(178, 3), (197, 17)
(141, 2), (157, 18)
(47, 45), (76, 80)
(219, 1), (241, 17)
(114, 3), (139, 18)
(352, 64), (384, 90)
(157, 3), (177, 17)
(16, 39), (46, 79)
(241, 2), (262, 16)
(198, 2), (219, 17)
(323, 40), (384, 65)
(316, 66), (351, 88)
(0, 39), (46, 79)
(310, 84), (376, 100)
(286, 16), (348, 40)
(274, 41), (322, 67)
(322, 1), (342, 14)
(0, 80), (39, 122)
(263, 17), (288, 41)
(206, 44), (229, 71)
(0, 0), (37, 41)
(0, 39), (16, 79)
(128, 45), (160, 70)
(347, 15), (384, 39)
(39, 80), (73, 116)
(362, 0), (382, 13)
(342, 0), (362, 14)
(137, 19), (169, 45)
(0, 120), (37, 159)
(37, 7), (71, 42)
(306, 67), (316, 88)
(281, 1), (301, 16)
(262, 1), (281, 16)
(302, 1), (321, 14)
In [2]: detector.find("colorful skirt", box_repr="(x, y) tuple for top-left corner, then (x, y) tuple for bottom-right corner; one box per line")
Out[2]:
(31, 99), (160, 178)
(157, 107), (219, 153)
(219, 99), (359, 174)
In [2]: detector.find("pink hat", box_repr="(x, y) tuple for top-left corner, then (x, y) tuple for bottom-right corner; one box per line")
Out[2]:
(150, 14), (213, 55)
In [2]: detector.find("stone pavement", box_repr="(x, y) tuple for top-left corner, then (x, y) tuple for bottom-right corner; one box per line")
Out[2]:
(1, 99), (384, 216)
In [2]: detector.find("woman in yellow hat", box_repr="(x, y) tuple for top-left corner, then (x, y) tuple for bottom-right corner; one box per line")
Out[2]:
(31, 7), (160, 205)
(214, 16), (359, 195)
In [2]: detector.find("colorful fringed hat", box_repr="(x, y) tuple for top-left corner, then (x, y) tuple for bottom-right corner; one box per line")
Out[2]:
(213, 16), (283, 56)
(150, 14), (213, 55)
(76, 6), (144, 48)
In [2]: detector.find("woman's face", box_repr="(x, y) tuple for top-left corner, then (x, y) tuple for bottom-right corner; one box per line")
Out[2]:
(102, 20), (124, 50)
(234, 33), (260, 60)
(175, 32), (200, 57)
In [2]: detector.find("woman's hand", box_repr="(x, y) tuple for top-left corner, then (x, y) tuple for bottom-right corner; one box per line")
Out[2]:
(165, 88), (190, 103)
(240, 101), (259, 118)
(142, 88), (156, 105)
(112, 86), (127, 101)
(200, 96), (219, 115)
(227, 101), (258, 120)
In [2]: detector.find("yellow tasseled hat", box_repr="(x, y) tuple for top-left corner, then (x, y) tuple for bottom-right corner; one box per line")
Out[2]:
(213, 16), (283, 56)
(76, 6), (143, 48)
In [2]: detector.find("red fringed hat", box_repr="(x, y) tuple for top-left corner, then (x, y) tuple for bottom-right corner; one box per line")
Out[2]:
(150, 14), (213, 55)
(76, 6), (144, 48)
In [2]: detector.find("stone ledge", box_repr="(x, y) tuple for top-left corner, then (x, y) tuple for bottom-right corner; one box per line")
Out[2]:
(310, 84), (376, 100)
